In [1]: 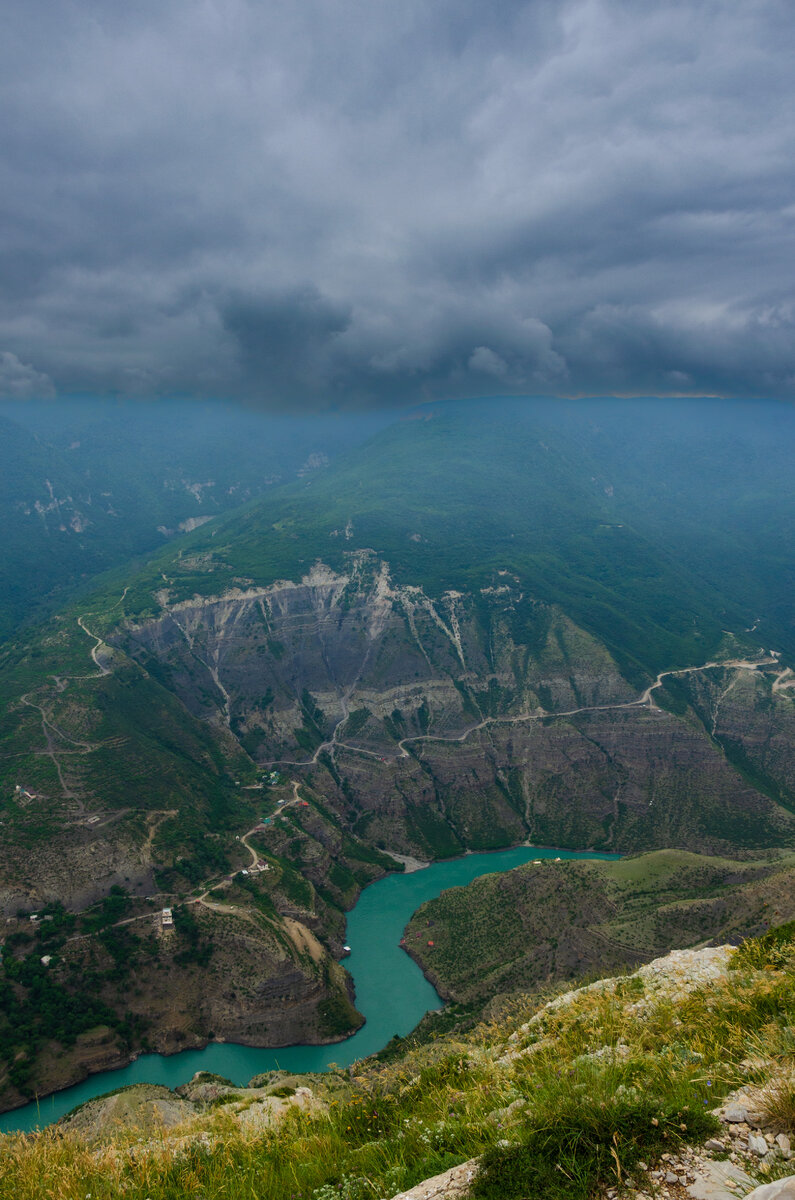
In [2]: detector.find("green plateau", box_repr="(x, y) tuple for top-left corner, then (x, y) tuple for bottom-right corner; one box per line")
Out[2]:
(404, 848), (795, 1006)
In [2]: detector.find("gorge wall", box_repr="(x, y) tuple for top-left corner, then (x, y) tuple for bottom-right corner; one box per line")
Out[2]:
(120, 556), (795, 860)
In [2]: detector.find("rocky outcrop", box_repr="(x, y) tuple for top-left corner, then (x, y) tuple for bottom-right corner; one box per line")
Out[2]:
(388, 1158), (480, 1200)
(57, 1075), (322, 1144)
(746, 1180), (795, 1199)
(58, 1084), (195, 1140)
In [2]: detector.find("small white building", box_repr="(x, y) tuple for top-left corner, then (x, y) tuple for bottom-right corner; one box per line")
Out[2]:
(161, 908), (173, 927)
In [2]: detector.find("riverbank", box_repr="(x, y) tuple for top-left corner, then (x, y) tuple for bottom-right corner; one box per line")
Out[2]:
(5, 933), (794, 1200)
(403, 847), (795, 1011)
(0, 844), (618, 1133)
(384, 851), (431, 873)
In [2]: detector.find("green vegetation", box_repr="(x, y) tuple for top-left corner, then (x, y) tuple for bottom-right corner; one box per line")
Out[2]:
(2, 399), (793, 889)
(1, 395), (795, 1138)
(474, 1090), (717, 1200)
(341, 708), (371, 739)
(5, 922), (795, 1198)
(733, 917), (795, 970)
(85, 398), (795, 678)
(277, 864), (314, 910)
(316, 964), (362, 1040)
(0, 914), (149, 1096)
(0, 630), (258, 887)
(0, 402), (382, 642)
(172, 905), (214, 967)
(404, 849), (795, 1004)
(0, 894), (159, 1096)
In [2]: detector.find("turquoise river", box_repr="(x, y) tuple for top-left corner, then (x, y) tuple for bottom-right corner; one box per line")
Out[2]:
(0, 844), (617, 1133)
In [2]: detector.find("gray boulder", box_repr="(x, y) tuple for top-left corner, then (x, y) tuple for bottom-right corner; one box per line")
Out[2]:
(743, 1177), (795, 1200)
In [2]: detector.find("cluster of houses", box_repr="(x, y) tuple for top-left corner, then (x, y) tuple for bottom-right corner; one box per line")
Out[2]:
(240, 859), (270, 877)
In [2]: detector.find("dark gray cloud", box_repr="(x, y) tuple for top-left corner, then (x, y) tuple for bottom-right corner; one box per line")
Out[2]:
(0, 0), (793, 406)
(220, 286), (352, 404)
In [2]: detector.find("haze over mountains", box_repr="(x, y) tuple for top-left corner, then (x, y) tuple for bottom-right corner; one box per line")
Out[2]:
(0, 395), (794, 1114)
(0, 401), (387, 639)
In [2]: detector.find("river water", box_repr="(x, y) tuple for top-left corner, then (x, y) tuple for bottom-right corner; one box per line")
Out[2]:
(0, 844), (617, 1133)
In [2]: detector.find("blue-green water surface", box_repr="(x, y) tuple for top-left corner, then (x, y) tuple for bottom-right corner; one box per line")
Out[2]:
(0, 845), (616, 1132)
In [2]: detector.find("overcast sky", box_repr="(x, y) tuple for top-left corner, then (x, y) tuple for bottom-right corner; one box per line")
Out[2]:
(1, 0), (794, 408)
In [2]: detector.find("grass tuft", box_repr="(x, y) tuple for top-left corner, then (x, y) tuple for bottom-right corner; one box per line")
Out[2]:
(757, 1075), (795, 1132)
(473, 1085), (719, 1200)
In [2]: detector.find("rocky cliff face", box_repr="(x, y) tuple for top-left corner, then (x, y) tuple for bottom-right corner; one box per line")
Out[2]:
(121, 557), (631, 749)
(119, 557), (795, 859)
(668, 666), (795, 810)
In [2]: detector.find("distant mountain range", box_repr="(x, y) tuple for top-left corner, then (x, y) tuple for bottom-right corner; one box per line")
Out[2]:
(0, 400), (386, 640)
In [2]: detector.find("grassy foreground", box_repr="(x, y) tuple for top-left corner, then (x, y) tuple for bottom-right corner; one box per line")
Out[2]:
(3, 924), (795, 1200)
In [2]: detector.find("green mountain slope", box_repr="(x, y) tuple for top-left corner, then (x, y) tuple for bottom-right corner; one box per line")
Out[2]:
(1, 396), (794, 1113)
(5, 926), (795, 1199)
(114, 396), (795, 678)
(405, 848), (795, 1004)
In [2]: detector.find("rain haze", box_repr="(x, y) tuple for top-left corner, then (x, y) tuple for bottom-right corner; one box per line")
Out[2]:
(1, 0), (794, 408)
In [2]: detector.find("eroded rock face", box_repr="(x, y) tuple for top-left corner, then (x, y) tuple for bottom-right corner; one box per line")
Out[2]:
(4, 558), (791, 1114)
(121, 559), (632, 759)
(674, 667), (795, 814)
(119, 559), (795, 859)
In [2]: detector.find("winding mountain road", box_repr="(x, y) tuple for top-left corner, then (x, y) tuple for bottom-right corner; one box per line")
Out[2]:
(15, 588), (130, 808)
(263, 653), (783, 767)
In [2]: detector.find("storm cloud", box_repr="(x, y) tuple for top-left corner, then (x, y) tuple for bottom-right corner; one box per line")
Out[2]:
(1, 0), (793, 406)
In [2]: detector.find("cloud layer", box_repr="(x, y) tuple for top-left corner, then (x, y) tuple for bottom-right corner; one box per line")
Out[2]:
(1, 0), (793, 406)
